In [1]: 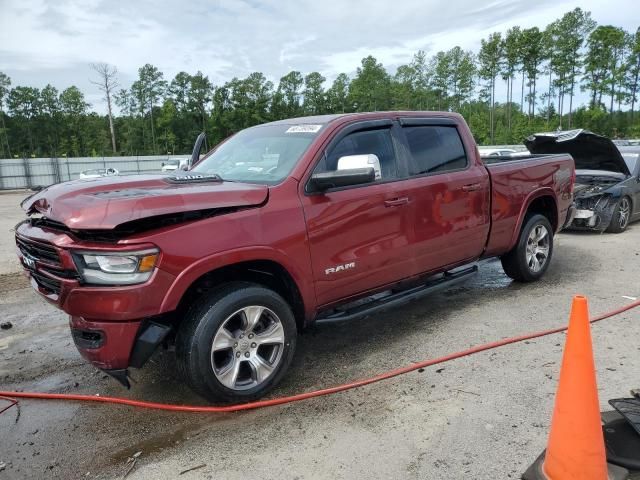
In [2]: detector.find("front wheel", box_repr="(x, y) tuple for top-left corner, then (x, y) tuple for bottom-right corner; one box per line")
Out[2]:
(606, 196), (631, 233)
(176, 282), (297, 403)
(501, 214), (554, 282)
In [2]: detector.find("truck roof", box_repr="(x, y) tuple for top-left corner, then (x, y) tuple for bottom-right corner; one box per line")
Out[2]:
(263, 111), (462, 127)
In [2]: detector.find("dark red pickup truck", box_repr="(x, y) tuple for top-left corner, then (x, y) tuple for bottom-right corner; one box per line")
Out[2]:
(16, 112), (575, 402)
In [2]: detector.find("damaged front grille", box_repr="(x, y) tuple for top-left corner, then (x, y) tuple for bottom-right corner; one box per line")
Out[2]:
(16, 236), (61, 266)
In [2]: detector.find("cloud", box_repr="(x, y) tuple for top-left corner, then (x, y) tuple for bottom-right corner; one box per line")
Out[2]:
(0, 0), (638, 113)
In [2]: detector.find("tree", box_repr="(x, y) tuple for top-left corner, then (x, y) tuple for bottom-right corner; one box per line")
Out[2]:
(583, 26), (626, 112)
(136, 64), (167, 153)
(59, 86), (90, 156)
(90, 63), (119, 153)
(448, 47), (475, 113)
(188, 71), (213, 132)
(625, 28), (640, 120)
(274, 71), (304, 118)
(169, 72), (191, 112)
(0, 72), (11, 157)
(502, 27), (522, 132)
(7, 86), (41, 154)
(40, 84), (60, 154)
(114, 88), (138, 154)
(546, 9), (596, 127)
(431, 51), (451, 110)
(478, 32), (503, 142)
(411, 51), (433, 109)
(520, 27), (545, 117)
(349, 56), (391, 111)
(302, 72), (326, 115)
(392, 63), (417, 109)
(326, 73), (350, 113)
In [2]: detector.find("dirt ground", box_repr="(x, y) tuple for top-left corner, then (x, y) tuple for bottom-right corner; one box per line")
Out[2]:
(1, 191), (639, 480)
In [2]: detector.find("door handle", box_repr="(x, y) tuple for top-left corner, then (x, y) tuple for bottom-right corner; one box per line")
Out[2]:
(384, 197), (409, 207)
(461, 183), (481, 192)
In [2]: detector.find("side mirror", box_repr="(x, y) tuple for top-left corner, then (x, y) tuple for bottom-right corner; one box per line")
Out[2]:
(337, 154), (382, 180)
(310, 167), (375, 192)
(189, 132), (207, 169)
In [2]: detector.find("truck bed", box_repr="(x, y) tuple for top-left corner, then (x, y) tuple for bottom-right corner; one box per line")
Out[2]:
(481, 153), (566, 165)
(481, 153), (575, 257)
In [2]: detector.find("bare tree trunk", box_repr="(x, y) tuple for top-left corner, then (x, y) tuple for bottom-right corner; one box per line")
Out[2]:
(632, 68), (639, 122)
(546, 70), (552, 127)
(532, 73), (537, 117)
(106, 94), (116, 153)
(90, 63), (119, 153)
(149, 102), (157, 154)
(521, 72), (525, 113)
(568, 65), (576, 128)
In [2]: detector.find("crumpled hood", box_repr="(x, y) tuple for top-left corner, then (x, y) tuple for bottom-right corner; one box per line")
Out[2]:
(21, 174), (269, 230)
(525, 129), (631, 176)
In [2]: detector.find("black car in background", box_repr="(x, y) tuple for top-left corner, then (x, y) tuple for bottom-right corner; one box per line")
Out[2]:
(526, 130), (640, 233)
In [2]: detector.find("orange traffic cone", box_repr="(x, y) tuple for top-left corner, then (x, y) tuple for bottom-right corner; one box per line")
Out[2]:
(523, 295), (628, 480)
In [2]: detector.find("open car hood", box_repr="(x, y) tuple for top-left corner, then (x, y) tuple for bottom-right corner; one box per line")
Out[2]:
(21, 174), (269, 230)
(524, 129), (631, 176)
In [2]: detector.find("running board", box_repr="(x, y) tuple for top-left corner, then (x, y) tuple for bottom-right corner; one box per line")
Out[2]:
(315, 265), (478, 324)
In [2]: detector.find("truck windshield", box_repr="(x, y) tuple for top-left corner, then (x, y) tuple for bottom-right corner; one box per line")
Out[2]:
(192, 124), (321, 184)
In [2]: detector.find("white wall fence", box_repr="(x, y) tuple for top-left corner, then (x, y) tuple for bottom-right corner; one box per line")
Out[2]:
(0, 155), (189, 190)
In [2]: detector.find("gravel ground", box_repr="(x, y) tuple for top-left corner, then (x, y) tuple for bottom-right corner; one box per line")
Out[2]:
(0, 191), (639, 479)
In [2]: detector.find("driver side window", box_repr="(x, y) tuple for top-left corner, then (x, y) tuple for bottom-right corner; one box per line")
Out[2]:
(316, 128), (398, 180)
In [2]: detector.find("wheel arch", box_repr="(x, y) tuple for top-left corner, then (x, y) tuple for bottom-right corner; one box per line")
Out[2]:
(508, 190), (558, 251)
(160, 248), (314, 330)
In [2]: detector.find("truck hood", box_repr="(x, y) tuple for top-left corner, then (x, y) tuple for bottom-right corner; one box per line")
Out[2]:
(21, 174), (269, 230)
(524, 129), (631, 176)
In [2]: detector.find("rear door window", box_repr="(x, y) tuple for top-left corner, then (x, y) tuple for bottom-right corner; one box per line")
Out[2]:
(402, 125), (468, 175)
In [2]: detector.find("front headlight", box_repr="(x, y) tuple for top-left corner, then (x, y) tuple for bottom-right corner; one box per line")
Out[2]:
(576, 194), (609, 211)
(72, 248), (159, 285)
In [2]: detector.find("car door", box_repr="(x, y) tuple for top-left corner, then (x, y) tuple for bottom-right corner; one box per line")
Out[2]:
(300, 121), (415, 307)
(397, 118), (490, 274)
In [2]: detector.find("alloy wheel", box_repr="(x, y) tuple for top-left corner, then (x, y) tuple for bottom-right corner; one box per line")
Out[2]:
(210, 306), (285, 390)
(618, 197), (630, 230)
(525, 224), (550, 273)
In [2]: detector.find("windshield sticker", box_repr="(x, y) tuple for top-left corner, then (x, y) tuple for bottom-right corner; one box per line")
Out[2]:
(285, 125), (322, 133)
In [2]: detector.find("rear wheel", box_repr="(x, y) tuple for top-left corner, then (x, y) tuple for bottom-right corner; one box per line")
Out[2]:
(606, 196), (631, 233)
(176, 282), (297, 403)
(501, 214), (554, 282)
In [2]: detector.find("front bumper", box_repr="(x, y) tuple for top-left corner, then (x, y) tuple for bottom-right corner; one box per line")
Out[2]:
(567, 207), (616, 231)
(566, 195), (618, 231)
(15, 221), (176, 375)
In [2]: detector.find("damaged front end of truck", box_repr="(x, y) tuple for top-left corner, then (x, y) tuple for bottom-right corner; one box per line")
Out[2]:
(525, 129), (634, 232)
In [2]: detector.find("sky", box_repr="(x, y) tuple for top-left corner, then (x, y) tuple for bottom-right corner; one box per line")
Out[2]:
(0, 0), (638, 113)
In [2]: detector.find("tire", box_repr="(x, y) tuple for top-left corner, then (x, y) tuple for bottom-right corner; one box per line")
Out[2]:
(176, 281), (297, 403)
(501, 214), (554, 283)
(606, 196), (631, 233)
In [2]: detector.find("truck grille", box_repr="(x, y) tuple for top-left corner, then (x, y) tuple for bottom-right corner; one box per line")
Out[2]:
(16, 236), (62, 267)
(30, 271), (62, 295)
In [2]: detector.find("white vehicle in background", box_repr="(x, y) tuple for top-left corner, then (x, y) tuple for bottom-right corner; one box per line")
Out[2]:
(161, 159), (188, 172)
(478, 147), (517, 157)
(79, 168), (119, 179)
